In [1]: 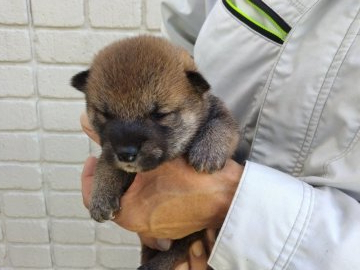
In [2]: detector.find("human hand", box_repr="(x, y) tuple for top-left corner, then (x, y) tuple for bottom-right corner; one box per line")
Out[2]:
(81, 154), (242, 238)
(111, 157), (242, 239)
(81, 156), (216, 270)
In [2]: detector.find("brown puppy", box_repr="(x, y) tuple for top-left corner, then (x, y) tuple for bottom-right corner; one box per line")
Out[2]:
(71, 36), (239, 270)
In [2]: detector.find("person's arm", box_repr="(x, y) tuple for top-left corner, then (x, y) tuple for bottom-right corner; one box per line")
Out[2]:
(209, 161), (360, 269)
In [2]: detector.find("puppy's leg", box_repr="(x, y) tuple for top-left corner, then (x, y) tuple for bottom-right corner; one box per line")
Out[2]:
(89, 153), (135, 222)
(188, 96), (239, 173)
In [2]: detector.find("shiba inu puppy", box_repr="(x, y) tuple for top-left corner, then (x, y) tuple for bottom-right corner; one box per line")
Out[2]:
(71, 35), (239, 270)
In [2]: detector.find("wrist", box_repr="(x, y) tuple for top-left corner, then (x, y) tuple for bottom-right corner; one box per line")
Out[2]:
(207, 160), (243, 228)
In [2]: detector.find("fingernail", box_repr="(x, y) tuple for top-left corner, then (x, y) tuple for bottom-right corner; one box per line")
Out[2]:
(177, 262), (189, 270)
(191, 241), (204, 257)
(156, 238), (171, 251)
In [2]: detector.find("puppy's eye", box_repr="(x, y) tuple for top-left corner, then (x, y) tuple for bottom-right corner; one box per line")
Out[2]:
(101, 111), (114, 119)
(150, 111), (173, 121)
(95, 107), (114, 120)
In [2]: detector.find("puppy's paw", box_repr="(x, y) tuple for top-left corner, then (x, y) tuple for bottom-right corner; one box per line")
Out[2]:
(188, 146), (227, 174)
(89, 195), (120, 222)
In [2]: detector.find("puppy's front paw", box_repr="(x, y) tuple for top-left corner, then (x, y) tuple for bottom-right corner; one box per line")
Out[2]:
(188, 145), (227, 174)
(89, 195), (120, 222)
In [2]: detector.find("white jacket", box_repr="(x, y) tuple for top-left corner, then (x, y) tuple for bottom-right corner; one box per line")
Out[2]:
(161, 0), (360, 269)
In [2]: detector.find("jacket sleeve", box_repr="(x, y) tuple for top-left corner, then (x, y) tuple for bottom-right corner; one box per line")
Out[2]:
(160, 0), (208, 54)
(209, 161), (360, 270)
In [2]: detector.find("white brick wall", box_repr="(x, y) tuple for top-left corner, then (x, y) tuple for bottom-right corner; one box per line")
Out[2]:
(0, 0), (162, 268)
(88, 0), (141, 28)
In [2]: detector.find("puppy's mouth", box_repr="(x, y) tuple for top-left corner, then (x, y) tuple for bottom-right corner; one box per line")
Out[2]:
(122, 164), (139, 173)
(112, 149), (165, 173)
(113, 155), (140, 172)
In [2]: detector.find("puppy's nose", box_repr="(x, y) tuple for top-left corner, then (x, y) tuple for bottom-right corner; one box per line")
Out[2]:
(116, 146), (138, 162)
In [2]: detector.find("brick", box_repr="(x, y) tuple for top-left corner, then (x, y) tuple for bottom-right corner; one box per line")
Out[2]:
(99, 245), (141, 269)
(31, 0), (84, 27)
(0, 164), (42, 190)
(146, 0), (162, 29)
(89, 0), (141, 28)
(40, 100), (85, 131)
(0, 133), (40, 161)
(37, 66), (85, 98)
(42, 134), (89, 162)
(43, 164), (82, 190)
(0, 245), (5, 266)
(0, 0), (28, 25)
(56, 269), (106, 270)
(0, 100), (37, 130)
(54, 245), (96, 267)
(0, 30), (31, 62)
(14, 268), (53, 270)
(97, 222), (140, 245)
(0, 66), (34, 97)
(51, 220), (95, 244)
(35, 31), (130, 64)
(3, 192), (46, 217)
(47, 192), (89, 218)
(9, 245), (51, 267)
(6, 220), (49, 243)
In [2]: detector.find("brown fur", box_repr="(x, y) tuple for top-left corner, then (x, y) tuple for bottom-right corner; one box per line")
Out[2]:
(71, 35), (239, 270)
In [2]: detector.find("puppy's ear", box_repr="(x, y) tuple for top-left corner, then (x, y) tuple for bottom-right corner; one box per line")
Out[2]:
(71, 70), (89, 92)
(186, 71), (210, 94)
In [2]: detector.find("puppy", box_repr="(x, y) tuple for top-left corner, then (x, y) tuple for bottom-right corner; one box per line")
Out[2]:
(71, 35), (239, 270)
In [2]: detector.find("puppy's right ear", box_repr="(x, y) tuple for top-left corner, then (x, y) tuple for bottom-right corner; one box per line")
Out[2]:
(186, 71), (210, 94)
(71, 70), (89, 92)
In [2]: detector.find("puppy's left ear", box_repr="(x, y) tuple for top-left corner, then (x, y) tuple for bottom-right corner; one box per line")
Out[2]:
(186, 71), (210, 94)
(71, 70), (89, 93)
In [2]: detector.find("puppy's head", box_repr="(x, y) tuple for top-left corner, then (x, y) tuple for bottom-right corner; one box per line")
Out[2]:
(71, 36), (211, 172)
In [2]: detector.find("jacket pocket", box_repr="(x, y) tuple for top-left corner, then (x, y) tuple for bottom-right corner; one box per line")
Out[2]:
(222, 0), (291, 44)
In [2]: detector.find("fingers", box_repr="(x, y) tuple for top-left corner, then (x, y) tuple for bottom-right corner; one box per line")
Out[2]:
(188, 240), (208, 270)
(178, 230), (215, 270)
(81, 156), (98, 208)
(174, 240), (208, 270)
(206, 229), (216, 250)
(80, 111), (100, 144)
(175, 262), (190, 270)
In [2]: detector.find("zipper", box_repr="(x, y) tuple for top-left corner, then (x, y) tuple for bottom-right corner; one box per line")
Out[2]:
(223, 0), (291, 44)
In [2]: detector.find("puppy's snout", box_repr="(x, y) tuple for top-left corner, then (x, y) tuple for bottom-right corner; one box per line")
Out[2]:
(116, 146), (138, 162)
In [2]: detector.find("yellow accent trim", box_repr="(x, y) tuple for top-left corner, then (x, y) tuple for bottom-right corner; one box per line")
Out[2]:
(226, 0), (287, 41)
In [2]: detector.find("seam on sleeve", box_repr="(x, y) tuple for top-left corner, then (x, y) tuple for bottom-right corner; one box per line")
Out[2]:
(283, 183), (314, 269)
(272, 182), (314, 269)
(271, 181), (305, 269)
(208, 161), (251, 264)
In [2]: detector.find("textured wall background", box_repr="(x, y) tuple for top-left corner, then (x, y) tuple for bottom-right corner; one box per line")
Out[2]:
(0, 0), (162, 268)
